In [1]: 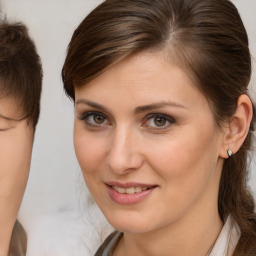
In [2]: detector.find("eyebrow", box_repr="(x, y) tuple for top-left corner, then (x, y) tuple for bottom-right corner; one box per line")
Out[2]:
(76, 99), (186, 114)
(75, 99), (110, 113)
(134, 102), (186, 114)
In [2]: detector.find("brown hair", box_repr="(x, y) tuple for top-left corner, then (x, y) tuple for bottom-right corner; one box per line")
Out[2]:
(62, 0), (256, 254)
(0, 20), (42, 128)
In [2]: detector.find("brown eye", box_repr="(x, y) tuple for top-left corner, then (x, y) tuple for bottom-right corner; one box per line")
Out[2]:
(93, 114), (106, 124)
(142, 113), (175, 129)
(154, 117), (167, 127)
(79, 111), (110, 128)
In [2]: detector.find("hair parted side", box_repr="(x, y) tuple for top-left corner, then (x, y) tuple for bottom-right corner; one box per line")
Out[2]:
(62, 0), (256, 254)
(0, 19), (42, 128)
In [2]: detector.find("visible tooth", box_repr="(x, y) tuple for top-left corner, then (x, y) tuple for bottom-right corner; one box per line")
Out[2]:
(112, 186), (150, 194)
(117, 187), (126, 194)
(118, 188), (125, 194)
(135, 187), (142, 193)
(125, 187), (136, 194)
(113, 186), (126, 194)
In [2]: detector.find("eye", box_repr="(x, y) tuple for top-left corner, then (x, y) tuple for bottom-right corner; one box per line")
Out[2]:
(91, 114), (106, 124)
(143, 113), (175, 129)
(79, 111), (110, 128)
(152, 116), (167, 127)
(0, 117), (14, 131)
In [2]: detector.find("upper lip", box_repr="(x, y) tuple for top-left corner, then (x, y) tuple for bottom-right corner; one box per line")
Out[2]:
(105, 181), (158, 188)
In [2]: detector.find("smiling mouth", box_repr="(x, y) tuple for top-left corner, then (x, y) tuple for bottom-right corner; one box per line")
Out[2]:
(111, 186), (152, 194)
(106, 183), (158, 204)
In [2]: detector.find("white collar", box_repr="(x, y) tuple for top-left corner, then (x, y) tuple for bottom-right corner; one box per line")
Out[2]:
(209, 216), (240, 256)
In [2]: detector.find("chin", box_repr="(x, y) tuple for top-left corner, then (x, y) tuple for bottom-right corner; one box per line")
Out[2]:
(105, 212), (155, 234)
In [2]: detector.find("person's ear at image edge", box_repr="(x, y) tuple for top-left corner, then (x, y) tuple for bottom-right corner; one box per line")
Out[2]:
(219, 94), (253, 159)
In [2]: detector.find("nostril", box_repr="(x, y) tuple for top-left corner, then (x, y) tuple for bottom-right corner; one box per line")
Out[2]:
(106, 152), (144, 174)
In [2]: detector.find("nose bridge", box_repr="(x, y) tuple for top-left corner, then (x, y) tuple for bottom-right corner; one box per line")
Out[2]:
(106, 124), (142, 174)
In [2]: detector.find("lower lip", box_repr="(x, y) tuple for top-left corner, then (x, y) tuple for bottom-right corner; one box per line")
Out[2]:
(106, 186), (156, 205)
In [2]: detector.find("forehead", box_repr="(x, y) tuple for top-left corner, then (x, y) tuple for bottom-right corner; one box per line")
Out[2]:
(76, 51), (200, 96)
(74, 51), (213, 117)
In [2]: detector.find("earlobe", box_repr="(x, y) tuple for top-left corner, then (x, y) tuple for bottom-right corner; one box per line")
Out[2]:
(220, 94), (253, 159)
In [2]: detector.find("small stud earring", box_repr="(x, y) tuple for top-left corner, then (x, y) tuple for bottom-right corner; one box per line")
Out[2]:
(227, 149), (233, 158)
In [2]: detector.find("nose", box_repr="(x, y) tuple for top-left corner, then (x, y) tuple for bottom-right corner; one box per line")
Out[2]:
(106, 127), (144, 175)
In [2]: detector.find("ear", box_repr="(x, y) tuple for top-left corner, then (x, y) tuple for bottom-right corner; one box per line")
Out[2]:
(219, 94), (253, 159)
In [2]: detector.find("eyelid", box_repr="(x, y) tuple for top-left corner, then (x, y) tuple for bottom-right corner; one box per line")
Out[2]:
(0, 117), (15, 131)
(78, 111), (106, 120)
(0, 128), (9, 132)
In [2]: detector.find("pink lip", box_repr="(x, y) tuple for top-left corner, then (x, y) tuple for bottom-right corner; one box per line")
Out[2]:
(105, 182), (158, 205)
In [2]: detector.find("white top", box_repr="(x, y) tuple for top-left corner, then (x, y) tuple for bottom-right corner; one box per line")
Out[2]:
(209, 216), (240, 256)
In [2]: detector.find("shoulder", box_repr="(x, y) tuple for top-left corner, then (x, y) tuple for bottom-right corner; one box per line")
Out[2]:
(94, 231), (123, 256)
(8, 221), (27, 256)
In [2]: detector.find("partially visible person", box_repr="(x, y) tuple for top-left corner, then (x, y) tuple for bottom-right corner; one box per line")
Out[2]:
(0, 18), (42, 256)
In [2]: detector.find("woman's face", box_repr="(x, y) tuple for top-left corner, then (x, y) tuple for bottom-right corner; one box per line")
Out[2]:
(74, 52), (225, 234)
(0, 96), (33, 230)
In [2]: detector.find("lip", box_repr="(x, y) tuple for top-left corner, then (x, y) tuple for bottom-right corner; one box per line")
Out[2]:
(105, 181), (158, 205)
(106, 181), (156, 188)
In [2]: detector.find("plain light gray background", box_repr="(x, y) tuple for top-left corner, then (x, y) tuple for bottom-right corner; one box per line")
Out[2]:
(0, 0), (255, 254)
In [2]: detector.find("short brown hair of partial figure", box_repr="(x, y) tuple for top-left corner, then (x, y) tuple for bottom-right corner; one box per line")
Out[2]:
(62, 0), (256, 254)
(0, 19), (42, 128)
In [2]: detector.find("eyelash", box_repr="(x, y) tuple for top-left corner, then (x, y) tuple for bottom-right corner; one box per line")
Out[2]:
(79, 111), (110, 128)
(78, 111), (175, 130)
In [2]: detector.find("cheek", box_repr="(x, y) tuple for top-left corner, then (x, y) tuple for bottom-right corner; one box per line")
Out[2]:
(74, 127), (106, 177)
(141, 127), (221, 223)
(146, 123), (220, 187)
(0, 125), (33, 209)
(0, 127), (33, 172)
(74, 127), (111, 203)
